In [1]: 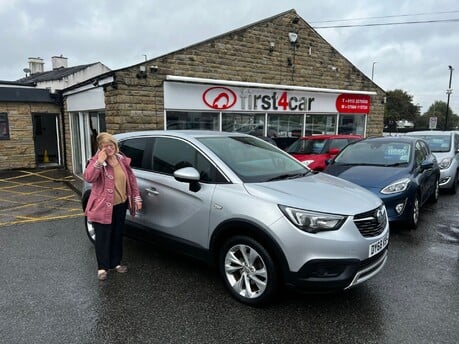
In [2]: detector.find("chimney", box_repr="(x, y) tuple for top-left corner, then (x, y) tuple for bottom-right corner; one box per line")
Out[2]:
(52, 55), (68, 70)
(28, 57), (44, 74)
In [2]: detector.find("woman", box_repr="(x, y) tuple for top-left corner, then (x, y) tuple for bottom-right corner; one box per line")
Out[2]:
(83, 132), (142, 281)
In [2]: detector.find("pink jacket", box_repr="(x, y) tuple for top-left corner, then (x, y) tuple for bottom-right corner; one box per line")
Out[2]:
(83, 152), (142, 224)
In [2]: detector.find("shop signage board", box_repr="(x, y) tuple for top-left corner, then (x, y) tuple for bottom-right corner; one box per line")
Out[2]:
(164, 81), (370, 114)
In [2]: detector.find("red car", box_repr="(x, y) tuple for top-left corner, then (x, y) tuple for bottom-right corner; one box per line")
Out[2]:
(286, 134), (362, 171)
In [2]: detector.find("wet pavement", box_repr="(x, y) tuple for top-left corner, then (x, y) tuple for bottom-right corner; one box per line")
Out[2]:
(0, 168), (458, 344)
(0, 168), (82, 227)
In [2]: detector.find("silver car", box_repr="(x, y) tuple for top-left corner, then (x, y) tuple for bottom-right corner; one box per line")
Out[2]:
(82, 131), (389, 305)
(406, 130), (459, 193)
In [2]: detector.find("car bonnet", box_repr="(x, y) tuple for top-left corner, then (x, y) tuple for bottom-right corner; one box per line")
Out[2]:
(243, 172), (382, 216)
(326, 165), (409, 189)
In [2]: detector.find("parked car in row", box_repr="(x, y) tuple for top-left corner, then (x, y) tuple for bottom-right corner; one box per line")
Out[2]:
(325, 136), (440, 228)
(405, 130), (459, 194)
(286, 134), (362, 171)
(82, 131), (389, 305)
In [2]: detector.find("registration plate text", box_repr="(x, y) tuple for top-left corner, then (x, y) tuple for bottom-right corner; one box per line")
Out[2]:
(369, 232), (389, 257)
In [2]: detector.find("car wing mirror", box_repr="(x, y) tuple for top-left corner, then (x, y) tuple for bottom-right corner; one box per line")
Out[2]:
(328, 148), (340, 155)
(420, 160), (434, 171)
(174, 167), (201, 192)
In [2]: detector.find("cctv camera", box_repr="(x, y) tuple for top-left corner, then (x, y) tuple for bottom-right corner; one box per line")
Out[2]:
(150, 65), (158, 72)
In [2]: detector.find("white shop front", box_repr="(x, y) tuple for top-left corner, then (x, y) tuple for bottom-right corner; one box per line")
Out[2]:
(164, 76), (376, 143)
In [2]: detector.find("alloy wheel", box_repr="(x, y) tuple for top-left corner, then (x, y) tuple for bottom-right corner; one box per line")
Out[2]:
(224, 244), (268, 299)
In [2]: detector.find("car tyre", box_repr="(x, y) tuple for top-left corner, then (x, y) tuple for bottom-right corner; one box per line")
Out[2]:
(429, 178), (440, 203)
(85, 216), (96, 244)
(450, 171), (458, 194)
(219, 235), (278, 306)
(407, 194), (420, 229)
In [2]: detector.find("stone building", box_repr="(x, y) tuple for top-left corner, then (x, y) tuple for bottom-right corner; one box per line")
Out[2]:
(64, 9), (385, 176)
(0, 57), (110, 170)
(2, 9), (386, 173)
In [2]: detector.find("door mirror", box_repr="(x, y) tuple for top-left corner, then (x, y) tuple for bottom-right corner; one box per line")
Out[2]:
(174, 167), (201, 192)
(328, 148), (340, 155)
(420, 160), (433, 171)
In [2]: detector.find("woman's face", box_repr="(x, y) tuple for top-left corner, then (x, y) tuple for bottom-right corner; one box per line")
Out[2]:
(100, 142), (116, 157)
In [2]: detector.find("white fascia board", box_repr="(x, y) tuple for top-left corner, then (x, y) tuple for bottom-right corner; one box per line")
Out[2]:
(63, 76), (114, 96)
(166, 75), (376, 96)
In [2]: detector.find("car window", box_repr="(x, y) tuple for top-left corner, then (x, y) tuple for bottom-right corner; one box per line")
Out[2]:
(151, 137), (226, 183)
(336, 141), (411, 165)
(329, 138), (354, 151)
(119, 138), (150, 169)
(199, 136), (306, 182)
(415, 141), (427, 166)
(414, 135), (451, 152)
(286, 139), (326, 154)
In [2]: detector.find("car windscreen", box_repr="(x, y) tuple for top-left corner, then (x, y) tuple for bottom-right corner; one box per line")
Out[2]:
(334, 141), (411, 166)
(410, 135), (451, 152)
(286, 139), (327, 154)
(198, 136), (308, 182)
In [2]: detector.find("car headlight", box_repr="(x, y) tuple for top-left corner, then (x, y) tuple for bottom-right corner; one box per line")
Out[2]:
(301, 160), (314, 167)
(439, 157), (452, 169)
(279, 205), (346, 233)
(381, 177), (410, 194)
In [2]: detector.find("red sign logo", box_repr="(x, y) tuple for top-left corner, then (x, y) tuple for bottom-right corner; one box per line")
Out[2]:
(202, 87), (237, 110)
(336, 94), (371, 114)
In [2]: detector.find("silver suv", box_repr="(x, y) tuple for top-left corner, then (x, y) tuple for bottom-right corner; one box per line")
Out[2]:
(82, 131), (389, 305)
(406, 130), (459, 193)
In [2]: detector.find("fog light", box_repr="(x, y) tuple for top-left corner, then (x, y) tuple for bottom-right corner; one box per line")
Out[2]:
(439, 177), (450, 186)
(395, 200), (407, 215)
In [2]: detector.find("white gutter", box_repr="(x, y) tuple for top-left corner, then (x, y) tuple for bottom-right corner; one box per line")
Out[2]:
(166, 75), (377, 96)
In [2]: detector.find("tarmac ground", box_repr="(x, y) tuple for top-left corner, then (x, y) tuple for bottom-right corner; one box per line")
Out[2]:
(0, 168), (83, 228)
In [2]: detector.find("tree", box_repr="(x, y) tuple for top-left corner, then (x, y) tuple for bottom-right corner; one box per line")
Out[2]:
(384, 89), (420, 125)
(415, 101), (458, 130)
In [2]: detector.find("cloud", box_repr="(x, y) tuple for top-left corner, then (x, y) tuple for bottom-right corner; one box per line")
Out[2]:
(0, 0), (457, 114)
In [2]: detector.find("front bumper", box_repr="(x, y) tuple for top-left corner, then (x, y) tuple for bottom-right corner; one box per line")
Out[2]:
(284, 248), (388, 291)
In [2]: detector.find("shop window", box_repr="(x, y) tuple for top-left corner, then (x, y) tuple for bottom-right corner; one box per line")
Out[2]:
(305, 114), (336, 135)
(338, 115), (365, 135)
(0, 113), (10, 140)
(166, 111), (219, 130)
(222, 113), (266, 136)
(267, 114), (303, 138)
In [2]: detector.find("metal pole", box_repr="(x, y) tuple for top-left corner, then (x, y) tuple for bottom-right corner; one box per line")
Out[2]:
(445, 65), (454, 130)
(371, 62), (378, 81)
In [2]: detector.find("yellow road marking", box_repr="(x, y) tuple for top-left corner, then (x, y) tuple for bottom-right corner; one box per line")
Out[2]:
(0, 213), (83, 227)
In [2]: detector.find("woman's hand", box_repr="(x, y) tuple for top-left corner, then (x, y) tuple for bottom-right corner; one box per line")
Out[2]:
(97, 149), (107, 164)
(135, 201), (143, 212)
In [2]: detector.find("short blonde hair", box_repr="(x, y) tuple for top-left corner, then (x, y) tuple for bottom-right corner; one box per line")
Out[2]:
(97, 132), (119, 152)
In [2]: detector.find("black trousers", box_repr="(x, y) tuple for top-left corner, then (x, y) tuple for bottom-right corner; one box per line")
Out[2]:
(93, 202), (128, 270)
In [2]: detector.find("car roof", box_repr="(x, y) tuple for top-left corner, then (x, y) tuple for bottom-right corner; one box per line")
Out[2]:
(299, 134), (362, 140)
(114, 130), (251, 141)
(406, 130), (453, 136)
(362, 136), (421, 144)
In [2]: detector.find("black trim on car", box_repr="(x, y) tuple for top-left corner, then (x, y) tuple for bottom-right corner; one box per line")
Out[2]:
(284, 248), (388, 291)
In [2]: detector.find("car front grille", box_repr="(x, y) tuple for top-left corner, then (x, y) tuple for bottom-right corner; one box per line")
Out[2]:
(353, 205), (387, 237)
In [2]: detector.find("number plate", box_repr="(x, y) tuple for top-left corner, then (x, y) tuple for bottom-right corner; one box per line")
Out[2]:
(369, 232), (389, 257)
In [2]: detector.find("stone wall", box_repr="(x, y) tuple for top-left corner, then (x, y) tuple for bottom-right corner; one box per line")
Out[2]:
(105, 9), (385, 136)
(0, 102), (61, 170)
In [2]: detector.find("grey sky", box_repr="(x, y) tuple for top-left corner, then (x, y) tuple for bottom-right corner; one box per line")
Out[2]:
(1, 0), (458, 115)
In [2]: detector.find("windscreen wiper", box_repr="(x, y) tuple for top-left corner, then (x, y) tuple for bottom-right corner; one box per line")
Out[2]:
(267, 171), (310, 181)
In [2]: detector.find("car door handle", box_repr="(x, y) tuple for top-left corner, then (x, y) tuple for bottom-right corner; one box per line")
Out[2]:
(145, 187), (159, 196)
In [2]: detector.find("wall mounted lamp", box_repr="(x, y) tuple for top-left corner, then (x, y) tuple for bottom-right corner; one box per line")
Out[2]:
(137, 65), (147, 79)
(269, 42), (275, 53)
(288, 32), (298, 45)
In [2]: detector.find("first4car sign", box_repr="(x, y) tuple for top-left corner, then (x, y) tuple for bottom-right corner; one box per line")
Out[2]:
(164, 81), (372, 114)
